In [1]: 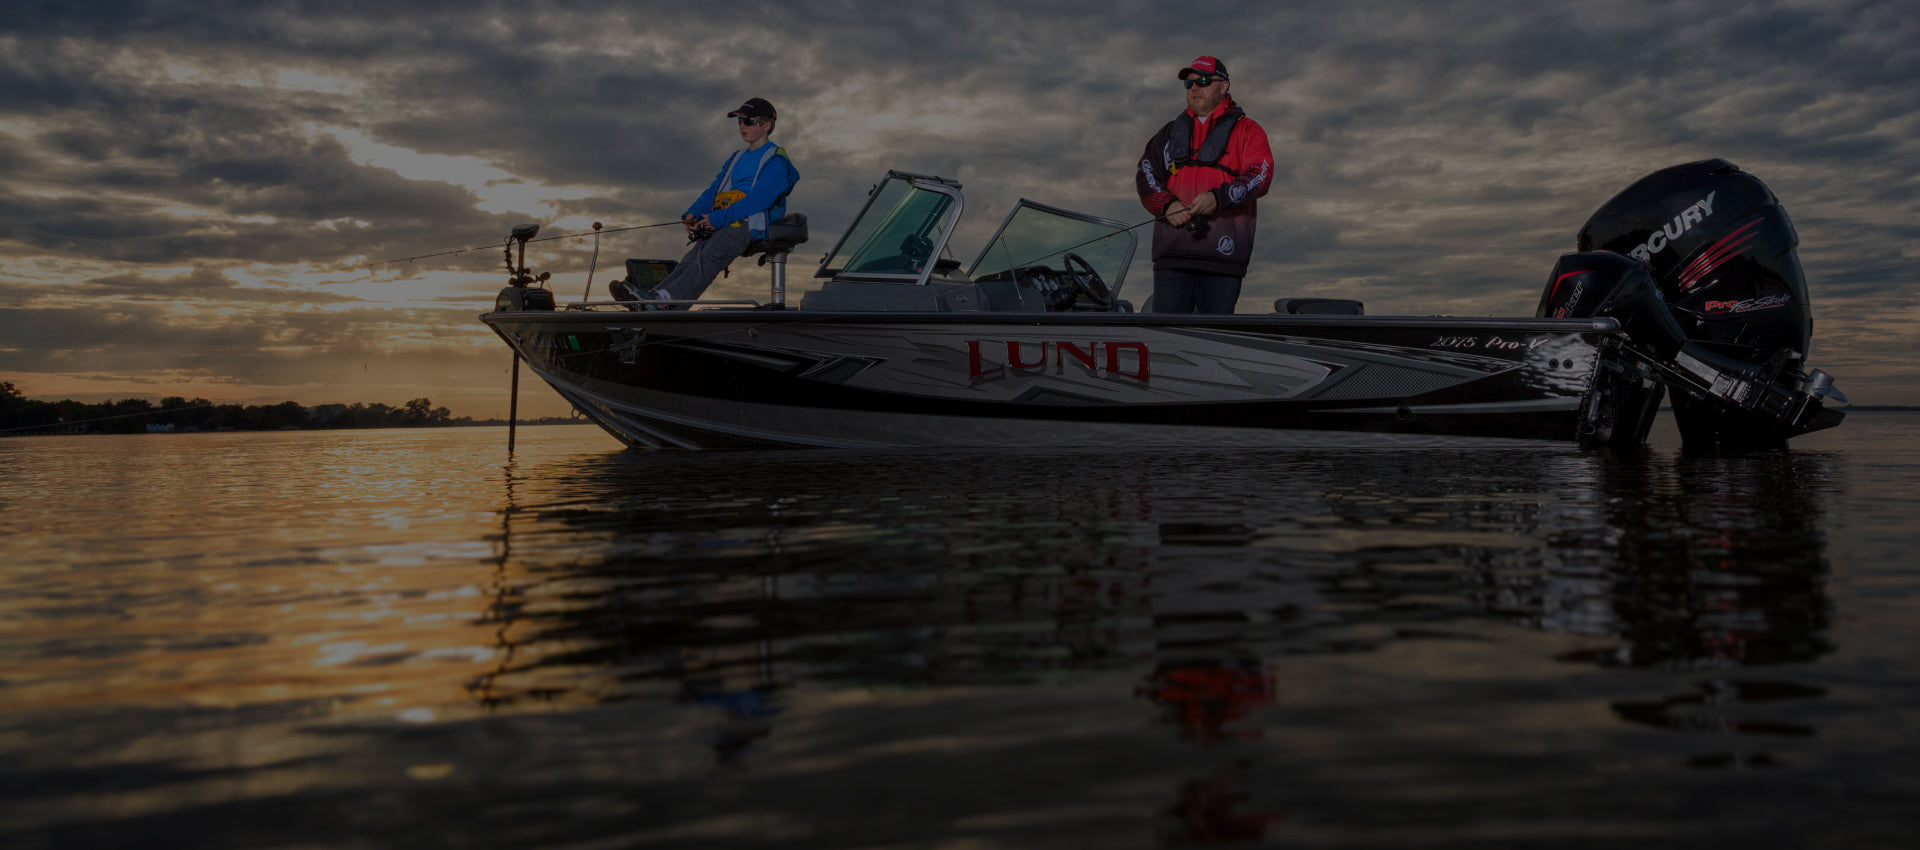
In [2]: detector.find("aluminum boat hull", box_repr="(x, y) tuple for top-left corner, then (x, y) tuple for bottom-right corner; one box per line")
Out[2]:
(482, 310), (1639, 450)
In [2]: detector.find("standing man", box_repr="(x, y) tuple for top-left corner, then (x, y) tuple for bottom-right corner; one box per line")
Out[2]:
(614, 97), (799, 309)
(1134, 56), (1273, 313)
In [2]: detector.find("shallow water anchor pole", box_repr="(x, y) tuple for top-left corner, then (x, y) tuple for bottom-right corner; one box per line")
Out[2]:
(508, 352), (521, 454)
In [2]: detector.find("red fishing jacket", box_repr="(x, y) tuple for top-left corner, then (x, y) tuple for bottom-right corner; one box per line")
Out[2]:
(1135, 98), (1274, 277)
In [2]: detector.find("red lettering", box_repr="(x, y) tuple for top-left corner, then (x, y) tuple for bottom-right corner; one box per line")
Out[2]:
(967, 339), (1150, 382)
(967, 340), (1002, 379)
(1106, 342), (1149, 381)
(1007, 340), (1046, 370)
(1056, 341), (1098, 371)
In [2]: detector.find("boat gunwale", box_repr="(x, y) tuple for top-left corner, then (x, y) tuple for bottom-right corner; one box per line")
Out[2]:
(482, 309), (1621, 335)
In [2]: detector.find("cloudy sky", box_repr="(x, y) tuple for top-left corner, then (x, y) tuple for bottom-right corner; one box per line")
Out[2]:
(2, 0), (1914, 418)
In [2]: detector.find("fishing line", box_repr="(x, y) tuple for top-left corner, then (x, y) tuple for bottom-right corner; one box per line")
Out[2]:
(523, 210), (1184, 366)
(369, 219), (687, 268)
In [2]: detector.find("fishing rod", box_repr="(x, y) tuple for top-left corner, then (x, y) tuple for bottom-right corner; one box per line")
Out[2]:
(530, 207), (1186, 370)
(379, 196), (1186, 272)
(369, 219), (686, 268)
(490, 206), (1188, 454)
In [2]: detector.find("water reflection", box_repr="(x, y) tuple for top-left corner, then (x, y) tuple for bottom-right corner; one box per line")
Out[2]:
(465, 441), (1839, 838)
(1553, 451), (1839, 767)
(473, 446), (1837, 681)
(1139, 660), (1273, 743)
(0, 423), (1886, 848)
(1165, 758), (1285, 844)
(1551, 452), (1837, 669)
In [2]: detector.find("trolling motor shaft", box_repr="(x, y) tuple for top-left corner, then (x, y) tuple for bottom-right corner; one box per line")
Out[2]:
(496, 223), (556, 311)
(508, 223), (542, 285)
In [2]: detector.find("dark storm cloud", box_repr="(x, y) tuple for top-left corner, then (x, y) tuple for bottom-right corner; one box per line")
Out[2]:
(0, 50), (516, 268)
(1, 0), (1915, 408)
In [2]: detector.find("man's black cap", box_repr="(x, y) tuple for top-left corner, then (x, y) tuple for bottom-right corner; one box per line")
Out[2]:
(727, 97), (777, 120)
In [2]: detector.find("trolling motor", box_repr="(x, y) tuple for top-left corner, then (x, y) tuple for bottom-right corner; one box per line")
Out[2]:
(1538, 159), (1844, 454)
(495, 223), (556, 312)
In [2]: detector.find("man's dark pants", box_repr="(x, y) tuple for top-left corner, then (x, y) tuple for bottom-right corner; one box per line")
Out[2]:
(1152, 268), (1243, 313)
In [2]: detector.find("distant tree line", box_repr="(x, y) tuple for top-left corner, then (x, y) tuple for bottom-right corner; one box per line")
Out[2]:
(0, 381), (564, 436)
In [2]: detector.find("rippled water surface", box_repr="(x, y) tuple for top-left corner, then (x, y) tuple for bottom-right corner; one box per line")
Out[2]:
(2, 415), (1917, 848)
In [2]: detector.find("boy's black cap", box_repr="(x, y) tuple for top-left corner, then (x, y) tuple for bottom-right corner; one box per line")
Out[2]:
(727, 97), (777, 120)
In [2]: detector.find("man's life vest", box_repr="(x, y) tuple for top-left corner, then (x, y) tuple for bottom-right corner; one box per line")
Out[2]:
(1165, 110), (1243, 178)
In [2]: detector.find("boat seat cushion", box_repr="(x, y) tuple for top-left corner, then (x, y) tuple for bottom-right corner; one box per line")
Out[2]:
(741, 213), (810, 257)
(1275, 298), (1364, 315)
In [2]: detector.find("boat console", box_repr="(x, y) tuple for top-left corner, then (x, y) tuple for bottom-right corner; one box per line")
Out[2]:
(798, 171), (1138, 314)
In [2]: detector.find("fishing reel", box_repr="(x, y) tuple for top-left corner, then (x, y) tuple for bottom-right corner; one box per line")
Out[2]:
(684, 214), (717, 243)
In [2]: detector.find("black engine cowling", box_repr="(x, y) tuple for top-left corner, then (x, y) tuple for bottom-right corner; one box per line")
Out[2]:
(1579, 158), (1812, 357)
(1538, 160), (1843, 454)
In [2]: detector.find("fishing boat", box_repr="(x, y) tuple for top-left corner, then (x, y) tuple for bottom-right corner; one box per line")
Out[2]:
(480, 159), (1843, 454)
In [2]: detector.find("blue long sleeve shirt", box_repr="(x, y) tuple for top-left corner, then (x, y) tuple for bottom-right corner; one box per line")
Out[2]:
(684, 144), (799, 234)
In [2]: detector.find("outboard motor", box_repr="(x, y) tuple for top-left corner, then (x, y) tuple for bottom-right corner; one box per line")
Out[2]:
(1538, 159), (1843, 454)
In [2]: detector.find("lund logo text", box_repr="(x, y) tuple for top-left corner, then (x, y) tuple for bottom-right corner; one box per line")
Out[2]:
(967, 340), (1150, 382)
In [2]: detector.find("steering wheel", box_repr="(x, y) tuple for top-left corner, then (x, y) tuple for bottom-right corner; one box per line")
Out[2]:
(1060, 252), (1113, 310)
(900, 234), (933, 272)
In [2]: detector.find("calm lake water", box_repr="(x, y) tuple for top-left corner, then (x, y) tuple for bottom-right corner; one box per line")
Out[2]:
(2, 414), (1916, 848)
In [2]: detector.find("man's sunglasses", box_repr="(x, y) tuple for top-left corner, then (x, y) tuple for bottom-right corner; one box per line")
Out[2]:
(1184, 76), (1222, 89)
(737, 116), (769, 127)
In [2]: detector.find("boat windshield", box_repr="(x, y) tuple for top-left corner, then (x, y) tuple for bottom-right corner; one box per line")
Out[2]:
(967, 201), (1135, 294)
(816, 174), (962, 282)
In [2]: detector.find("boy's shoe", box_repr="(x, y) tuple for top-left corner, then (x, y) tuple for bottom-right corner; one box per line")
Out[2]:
(610, 279), (671, 311)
